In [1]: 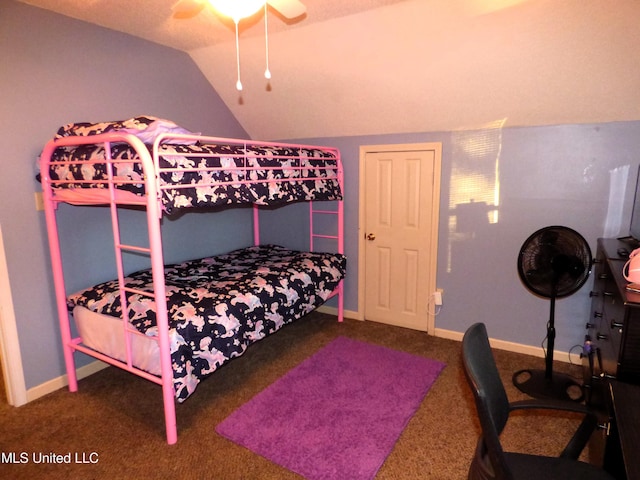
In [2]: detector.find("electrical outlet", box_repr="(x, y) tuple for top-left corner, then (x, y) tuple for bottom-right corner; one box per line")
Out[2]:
(434, 289), (443, 306)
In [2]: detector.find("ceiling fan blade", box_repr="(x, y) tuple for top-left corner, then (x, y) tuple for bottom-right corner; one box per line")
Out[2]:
(172, 0), (206, 19)
(267, 0), (306, 19)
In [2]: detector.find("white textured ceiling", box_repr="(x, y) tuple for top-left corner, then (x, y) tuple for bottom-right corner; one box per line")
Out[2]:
(17, 0), (640, 140)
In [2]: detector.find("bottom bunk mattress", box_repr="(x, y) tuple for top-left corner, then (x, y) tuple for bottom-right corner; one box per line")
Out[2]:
(67, 245), (347, 402)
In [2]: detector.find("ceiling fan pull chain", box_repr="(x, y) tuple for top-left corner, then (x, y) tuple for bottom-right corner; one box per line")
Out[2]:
(264, 2), (271, 80)
(234, 20), (243, 91)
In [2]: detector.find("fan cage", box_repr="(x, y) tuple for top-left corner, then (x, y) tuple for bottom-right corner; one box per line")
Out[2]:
(517, 226), (592, 299)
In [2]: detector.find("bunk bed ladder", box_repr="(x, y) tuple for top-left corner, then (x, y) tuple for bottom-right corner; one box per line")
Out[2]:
(113, 240), (154, 368)
(105, 142), (178, 445)
(309, 201), (345, 322)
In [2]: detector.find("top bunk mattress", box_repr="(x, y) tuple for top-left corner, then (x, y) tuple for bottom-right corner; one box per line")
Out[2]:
(40, 116), (343, 213)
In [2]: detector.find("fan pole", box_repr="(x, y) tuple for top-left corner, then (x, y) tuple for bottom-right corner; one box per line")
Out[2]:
(513, 294), (584, 402)
(545, 295), (555, 379)
(513, 282), (584, 402)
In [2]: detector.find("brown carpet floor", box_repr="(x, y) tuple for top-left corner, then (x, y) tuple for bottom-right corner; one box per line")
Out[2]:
(0, 313), (594, 479)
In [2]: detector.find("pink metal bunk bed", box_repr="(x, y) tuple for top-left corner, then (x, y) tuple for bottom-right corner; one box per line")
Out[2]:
(39, 116), (345, 444)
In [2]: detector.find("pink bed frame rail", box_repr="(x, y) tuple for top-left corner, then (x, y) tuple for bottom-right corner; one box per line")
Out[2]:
(39, 132), (344, 444)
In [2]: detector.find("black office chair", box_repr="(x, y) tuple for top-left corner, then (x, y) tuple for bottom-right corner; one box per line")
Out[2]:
(461, 322), (615, 480)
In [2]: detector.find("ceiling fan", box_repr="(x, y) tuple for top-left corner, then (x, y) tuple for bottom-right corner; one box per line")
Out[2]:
(172, 0), (307, 21)
(172, 0), (306, 91)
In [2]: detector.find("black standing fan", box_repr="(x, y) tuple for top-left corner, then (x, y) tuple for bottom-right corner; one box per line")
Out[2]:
(513, 225), (592, 402)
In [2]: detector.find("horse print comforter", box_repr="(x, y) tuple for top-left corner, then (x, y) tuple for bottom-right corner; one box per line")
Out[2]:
(67, 245), (347, 402)
(46, 117), (342, 213)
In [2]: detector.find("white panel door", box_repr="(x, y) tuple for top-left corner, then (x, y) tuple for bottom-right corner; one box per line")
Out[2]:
(362, 146), (440, 332)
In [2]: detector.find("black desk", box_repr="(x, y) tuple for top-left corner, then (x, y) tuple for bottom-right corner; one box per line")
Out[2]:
(606, 381), (640, 480)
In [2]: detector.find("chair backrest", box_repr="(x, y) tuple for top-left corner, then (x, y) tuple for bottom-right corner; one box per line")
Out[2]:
(462, 322), (513, 480)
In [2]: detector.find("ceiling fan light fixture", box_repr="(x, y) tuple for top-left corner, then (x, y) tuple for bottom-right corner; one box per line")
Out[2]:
(207, 0), (266, 22)
(193, 0), (300, 91)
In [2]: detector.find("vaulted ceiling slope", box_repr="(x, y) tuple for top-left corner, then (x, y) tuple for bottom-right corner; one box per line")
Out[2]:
(17, 0), (640, 140)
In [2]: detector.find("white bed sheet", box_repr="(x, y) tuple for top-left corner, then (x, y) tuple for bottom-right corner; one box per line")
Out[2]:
(73, 305), (161, 375)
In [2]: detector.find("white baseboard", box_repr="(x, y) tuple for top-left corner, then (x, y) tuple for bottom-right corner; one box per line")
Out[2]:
(316, 307), (582, 364)
(26, 360), (109, 403)
(316, 305), (362, 320)
(434, 327), (582, 365)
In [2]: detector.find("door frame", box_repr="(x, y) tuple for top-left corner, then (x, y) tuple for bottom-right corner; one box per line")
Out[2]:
(358, 143), (442, 334)
(0, 224), (27, 406)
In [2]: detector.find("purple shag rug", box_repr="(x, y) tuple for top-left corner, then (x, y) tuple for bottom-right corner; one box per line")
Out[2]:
(216, 336), (446, 480)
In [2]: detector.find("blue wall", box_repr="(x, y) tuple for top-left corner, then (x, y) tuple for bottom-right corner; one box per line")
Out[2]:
(292, 122), (640, 353)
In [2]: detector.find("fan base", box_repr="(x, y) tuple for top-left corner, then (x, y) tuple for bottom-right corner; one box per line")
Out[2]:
(512, 369), (584, 402)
